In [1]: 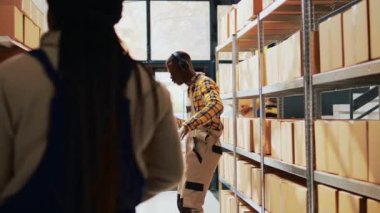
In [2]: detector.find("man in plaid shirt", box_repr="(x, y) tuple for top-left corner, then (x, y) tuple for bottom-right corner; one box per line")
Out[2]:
(167, 51), (224, 213)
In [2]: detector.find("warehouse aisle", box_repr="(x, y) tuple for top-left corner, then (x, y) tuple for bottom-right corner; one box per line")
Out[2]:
(136, 191), (219, 213)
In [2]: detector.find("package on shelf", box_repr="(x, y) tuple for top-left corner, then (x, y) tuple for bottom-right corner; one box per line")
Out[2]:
(239, 205), (256, 213)
(262, 0), (274, 9)
(317, 184), (338, 213)
(0, 5), (23, 43)
(315, 120), (368, 182)
(236, 0), (262, 31)
(229, 117), (234, 145)
(264, 173), (281, 213)
(319, 13), (344, 72)
(229, 6), (237, 36)
(280, 31), (301, 82)
(293, 120), (306, 167)
(218, 5), (232, 45)
(264, 45), (280, 85)
(369, 0), (380, 59)
(368, 199), (380, 213)
(287, 181), (307, 213)
(280, 120), (294, 164)
(338, 191), (366, 213)
(270, 119), (281, 160)
(0, 0), (31, 18)
(218, 64), (233, 94)
(237, 160), (253, 198)
(238, 54), (260, 91)
(343, 0), (369, 67)
(253, 118), (271, 154)
(220, 190), (235, 213)
(24, 15), (40, 49)
(251, 167), (261, 205)
(221, 153), (234, 184)
(237, 117), (254, 151)
(368, 121), (380, 184)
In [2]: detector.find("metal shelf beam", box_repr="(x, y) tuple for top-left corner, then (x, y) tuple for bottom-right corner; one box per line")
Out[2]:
(221, 93), (234, 100)
(236, 89), (260, 99)
(235, 147), (261, 163)
(262, 78), (304, 97)
(0, 36), (30, 51)
(264, 157), (307, 178)
(315, 171), (380, 201)
(221, 143), (234, 152)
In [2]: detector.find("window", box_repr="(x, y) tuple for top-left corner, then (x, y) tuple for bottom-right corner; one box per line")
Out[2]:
(151, 1), (211, 60)
(115, 1), (147, 60)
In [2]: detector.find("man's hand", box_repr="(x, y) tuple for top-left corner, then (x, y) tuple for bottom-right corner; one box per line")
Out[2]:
(179, 126), (189, 141)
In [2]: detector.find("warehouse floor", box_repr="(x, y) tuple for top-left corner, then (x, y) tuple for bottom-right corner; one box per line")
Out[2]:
(136, 191), (219, 213)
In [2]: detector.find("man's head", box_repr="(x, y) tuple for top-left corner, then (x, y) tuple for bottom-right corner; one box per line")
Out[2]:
(166, 51), (195, 86)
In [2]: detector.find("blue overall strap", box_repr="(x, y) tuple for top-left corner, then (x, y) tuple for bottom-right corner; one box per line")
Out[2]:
(0, 50), (66, 213)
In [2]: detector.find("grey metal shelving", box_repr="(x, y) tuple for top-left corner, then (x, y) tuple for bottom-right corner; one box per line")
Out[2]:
(0, 36), (30, 51)
(221, 92), (234, 100)
(235, 147), (261, 163)
(215, 0), (380, 212)
(264, 157), (306, 178)
(314, 171), (380, 201)
(219, 177), (262, 212)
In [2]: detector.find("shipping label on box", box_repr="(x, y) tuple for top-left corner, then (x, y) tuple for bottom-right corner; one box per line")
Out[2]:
(318, 184), (338, 213)
(369, 0), (380, 59)
(368, 121), (380, 184)
(343, 0), (369, 67)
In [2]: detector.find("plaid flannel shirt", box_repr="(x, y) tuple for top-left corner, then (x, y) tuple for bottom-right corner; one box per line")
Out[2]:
(183, 74), (224, 131)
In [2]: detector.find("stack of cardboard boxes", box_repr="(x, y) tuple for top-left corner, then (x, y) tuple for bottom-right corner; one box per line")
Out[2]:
(218, 64), (235, 94)
(238, 54), (260, 91)
(236, 159), (262, 205)
(265, 173), (307, 213)
(269, 119), (306, 167)
(0, 0), (46, 49)
(318, 184), (380, 213)
(220, 190), (258, 213)
(220, 117), (234, 146)
(319, 0), (380, 73)
(219, 153), (235, 185)
(235, 0), (262, 31)
(315, 120), (380, 184)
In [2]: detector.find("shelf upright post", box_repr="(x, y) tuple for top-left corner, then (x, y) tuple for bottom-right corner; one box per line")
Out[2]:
(277, 97), (284, 119)
(257, 15), (266, 213)
(231, 34), (239, 213)
(302, 0), (316, 212)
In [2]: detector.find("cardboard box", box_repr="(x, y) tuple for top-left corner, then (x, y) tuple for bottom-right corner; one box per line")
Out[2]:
(338, 121), (368, 181)
(0, 0), (31, 17)
(0, 5), (24, 42)
(267, 174), (281, 213)
(294, 120), (306, 167)
(220, 13), (230, 43)
(265, 46), (279, 85)
(281, 31), (301, 82)
(288, 182), (307, 213)
(244, 118), (254, 152)
(270, 119), (281, 160)
(280, 179), (291, 213)
(239, 205), (254, 213)
(239, 54), (260, 91)
(343, 0), (369, 66)
(236, 0), (262, 30)
(281, 121), (294, 164)
(251, 167), (261, 205)
(237, 118), (245, 148)
(315, 120), (341, 175)
(367, 199), (380, 213)
(338, 191), (366, 213)
(319, 14), (343, 72)
(24, 16), (40, 49)
(237, 161), (252, 197)
(369, 0), (380, 59)
(369, 121), (380, 184)
(229, 7), (237, 36)
(317, 184), (338, 213)
(253, 118), (271, 154)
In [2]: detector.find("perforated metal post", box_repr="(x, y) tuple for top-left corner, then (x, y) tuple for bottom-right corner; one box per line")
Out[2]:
(231, 34), (239, 213)
(302, 0), (316, 212)
(257, 16), (266, 213)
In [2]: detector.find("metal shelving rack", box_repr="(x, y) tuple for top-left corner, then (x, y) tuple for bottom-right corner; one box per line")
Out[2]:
(0, 36), (30, 51)
(216, 0), (380, 212)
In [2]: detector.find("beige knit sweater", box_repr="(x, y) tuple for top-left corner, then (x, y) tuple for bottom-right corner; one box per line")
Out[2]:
(0, 31), (183, 204)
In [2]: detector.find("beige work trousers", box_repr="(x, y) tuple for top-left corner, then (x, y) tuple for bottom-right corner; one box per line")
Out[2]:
(178, 128), (223, 212)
